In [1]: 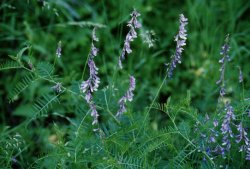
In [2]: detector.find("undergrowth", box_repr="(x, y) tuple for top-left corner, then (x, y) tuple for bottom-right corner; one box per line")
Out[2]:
(0, 0), (250, 168)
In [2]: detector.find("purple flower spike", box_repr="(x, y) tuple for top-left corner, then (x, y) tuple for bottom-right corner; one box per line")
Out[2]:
(235, 122), (250, 160)
(116, 76), (136, 117)
(166, 14), (188, 78)
(80, 27), (100, 125)
(118, 9), (141, 69)
(221, 104), (235, 151)
(216, 35), (230, 97)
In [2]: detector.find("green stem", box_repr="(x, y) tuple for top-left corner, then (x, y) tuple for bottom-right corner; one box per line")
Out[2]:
(104, 90), (120, 125)
(140, 74), (168, 131)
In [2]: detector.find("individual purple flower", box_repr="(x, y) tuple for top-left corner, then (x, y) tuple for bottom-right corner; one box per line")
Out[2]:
(166, 14), (188, 78)
(116, 97), (127, 117)
(56, 41), (62, 58)
(118, 9), (141, 69)
(219, 87), (226, 97)
(116, 76), (136, 117)
(80, 27), (100, 125)
(213, 120), (219, 127)
(209, 127), (219, 143)
(90, 103), (99, 125)
(51, 82), (62, 93)
(235, 122), (250, 160)
(216, 35), (230, 97)
(213, 145), (226, 157)
(221, 104), (235, 151)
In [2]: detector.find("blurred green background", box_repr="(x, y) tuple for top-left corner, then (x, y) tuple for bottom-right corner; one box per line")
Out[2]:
(0, 0), (250, 167)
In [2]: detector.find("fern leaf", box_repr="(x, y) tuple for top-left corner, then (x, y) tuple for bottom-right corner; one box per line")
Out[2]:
(31, 94), (60, 119)
(16, 46), (30, 60)
(169, 150), (187, 169)
(152, 103), (166, 113)
(0, 60), (21, 71)
(9, 72), (37, 102)
(36, 62), (54, 78)
(115, 154), (142, 169)
(139, 138), (166, 157)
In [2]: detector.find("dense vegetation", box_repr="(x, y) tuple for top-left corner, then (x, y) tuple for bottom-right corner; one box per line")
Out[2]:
(0, 0), (250, 168)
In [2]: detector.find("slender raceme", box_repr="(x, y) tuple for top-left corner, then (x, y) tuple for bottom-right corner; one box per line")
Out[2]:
(118, 9), (141, 69)
(166, 14), (188, 78)
(80, 27), (100, 125)
(116, 76), (136, 117)
(138, 14), (188, 139)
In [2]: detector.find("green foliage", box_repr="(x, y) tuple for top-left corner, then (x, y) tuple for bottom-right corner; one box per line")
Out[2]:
(0, 60), (22, 71)
(36, 62), (54, 79)
(0, 0), (250, 168)
(9, 72), (37, 102)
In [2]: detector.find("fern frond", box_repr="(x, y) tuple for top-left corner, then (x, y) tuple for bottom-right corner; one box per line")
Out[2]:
(168, 150), (187, 169)
(152, 102), (178, 119)
(139, 138), (166, 157)
(152, 103), (168, 113)
(160, 126), (179, 134)
(9, 72), (37, 102)
(115, 154), (142, 169)
(178, 121), (191, 138)
(31, 93), (60, 119)
(36, 62), (54, 79)
(0, 60), (21, 71)
(16, 46), (30, 60)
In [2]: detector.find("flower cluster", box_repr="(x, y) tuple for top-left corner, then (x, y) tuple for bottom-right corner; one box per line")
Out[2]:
(51, 82), (62, 93)
(166, 14), (188, 78)
(118, 9), (141, 69)
(220, 104), (235, 152)
(208, 121), (219, 144)
(216, 35), (230, 97)
(235, 122), (250, 160)
(80, 27), (100, 125)
(116, 76), (136, 117)
(195, 115), (220, 159)
(81, 59), (100, 103)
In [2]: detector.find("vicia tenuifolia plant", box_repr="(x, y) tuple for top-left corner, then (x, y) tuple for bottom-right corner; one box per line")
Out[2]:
(137, 13), (188, 143)
(80, 27), (100, 125)
(148, 14), (188, 110)
(166, 14), (188, 78)
(216, 34), (230, 98)
(118, 9), (141, 69)
(2, 4), (250, 168)
(197, 35), (250, 163)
